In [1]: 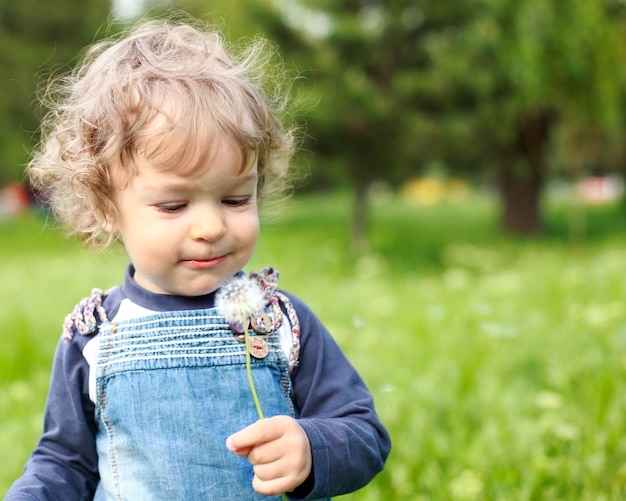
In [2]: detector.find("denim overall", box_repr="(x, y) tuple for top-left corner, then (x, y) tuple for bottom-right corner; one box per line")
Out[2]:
(92, 308), (295, 500)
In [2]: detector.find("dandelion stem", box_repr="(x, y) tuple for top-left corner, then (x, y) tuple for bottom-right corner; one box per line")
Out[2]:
(244, 323), (288, 501)
(244, 323), (264, 419)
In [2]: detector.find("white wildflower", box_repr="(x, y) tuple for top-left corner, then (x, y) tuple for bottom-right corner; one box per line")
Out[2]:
(216, 276), (265, 326)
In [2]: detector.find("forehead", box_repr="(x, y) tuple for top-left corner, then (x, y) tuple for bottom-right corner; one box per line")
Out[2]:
(120, 130), (258, 195)
(134, 105), (255, 177)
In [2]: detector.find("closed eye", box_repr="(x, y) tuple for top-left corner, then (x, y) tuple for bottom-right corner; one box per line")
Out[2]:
(156, 203), (187, 213)
(222, 197), (253, 207)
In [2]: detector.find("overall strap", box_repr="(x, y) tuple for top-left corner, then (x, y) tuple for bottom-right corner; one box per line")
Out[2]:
(62, 288), (109, 342)
(249, 267), (301, 368)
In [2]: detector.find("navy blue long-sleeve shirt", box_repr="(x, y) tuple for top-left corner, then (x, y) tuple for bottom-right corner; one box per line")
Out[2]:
(5, 266), (390, 500)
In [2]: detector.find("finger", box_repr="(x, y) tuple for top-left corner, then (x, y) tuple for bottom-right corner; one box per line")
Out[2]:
(251, 470), (293, 497)
(226, 417), (282, 453)
(252, 458), (290, 481)
(246, 440), (283, 466)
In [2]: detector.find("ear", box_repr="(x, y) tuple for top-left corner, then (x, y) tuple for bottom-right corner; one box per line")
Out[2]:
(101, 208), (119, 234)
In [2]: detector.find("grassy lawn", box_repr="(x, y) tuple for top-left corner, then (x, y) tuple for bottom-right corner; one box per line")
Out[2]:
(3, 190), (626, 499)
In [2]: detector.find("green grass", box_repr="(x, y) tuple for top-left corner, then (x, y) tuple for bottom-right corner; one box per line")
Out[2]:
(3, 192), (626, 499)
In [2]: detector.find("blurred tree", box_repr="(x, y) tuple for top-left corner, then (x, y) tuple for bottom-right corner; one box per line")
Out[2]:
(256, 0), (427, 251)
(0, 0), (111, 185)
(416, 0), (626, 234)
(269, 0), (626, 238)
(129, 0), (275, 39)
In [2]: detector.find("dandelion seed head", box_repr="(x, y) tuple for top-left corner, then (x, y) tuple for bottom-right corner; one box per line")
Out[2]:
(216, 275), (265, 324)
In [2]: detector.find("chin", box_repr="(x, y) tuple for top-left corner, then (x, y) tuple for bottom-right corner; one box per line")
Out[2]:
(182, 283), (222, 297)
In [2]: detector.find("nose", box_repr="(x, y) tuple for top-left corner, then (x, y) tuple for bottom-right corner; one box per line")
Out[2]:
(189, 204), (226, 242)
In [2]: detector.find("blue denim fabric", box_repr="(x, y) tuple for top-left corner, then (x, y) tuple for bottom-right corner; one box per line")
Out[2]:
(93, 309), (295, 500)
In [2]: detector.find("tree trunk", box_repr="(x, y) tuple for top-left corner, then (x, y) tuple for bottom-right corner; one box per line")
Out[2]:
(350, 179), (369, 254)
(499, 174), (543, 235)
(498, 110), (552, 235)
(345, 120), (373, 254)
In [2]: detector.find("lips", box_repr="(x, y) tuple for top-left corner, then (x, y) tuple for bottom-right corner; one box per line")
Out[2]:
(182, 255), (228, 269)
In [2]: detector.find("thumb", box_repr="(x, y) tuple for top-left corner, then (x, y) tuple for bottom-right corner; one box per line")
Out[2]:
(226, 417), (282, 455)
(226, 419), (264, 455)
(225, 435), (250, 456)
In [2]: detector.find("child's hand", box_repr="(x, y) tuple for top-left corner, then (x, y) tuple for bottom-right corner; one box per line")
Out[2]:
(226, 415), (312, 496)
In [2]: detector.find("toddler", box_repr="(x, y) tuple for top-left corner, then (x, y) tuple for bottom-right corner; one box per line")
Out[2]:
(5, 17), (390, 501)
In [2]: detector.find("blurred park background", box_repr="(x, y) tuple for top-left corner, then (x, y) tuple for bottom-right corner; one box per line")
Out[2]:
(4, 0), (626, 499)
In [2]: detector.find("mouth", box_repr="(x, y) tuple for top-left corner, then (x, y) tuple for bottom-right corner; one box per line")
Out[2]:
(182, 255), (228, 269)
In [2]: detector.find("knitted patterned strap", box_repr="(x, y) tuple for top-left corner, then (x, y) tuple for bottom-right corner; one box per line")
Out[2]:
(249, 268), (300, 368)
(61, 288), (109, 341)
(276, 291), (301, 368)
(249, 267), (280, 296)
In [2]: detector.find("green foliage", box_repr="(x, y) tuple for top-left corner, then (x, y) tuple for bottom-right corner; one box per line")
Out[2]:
(394, 0), (626, 173)
(277, 0), (425, 188)
(4, 193), (626, 498)
(0, 0), (111, 184)
(136, 0), (276, 40)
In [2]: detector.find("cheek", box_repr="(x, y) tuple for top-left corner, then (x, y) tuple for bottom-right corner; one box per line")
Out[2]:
(234, 214), (260, 251)
(119, 218), (169, 256)
(248, 216), (261, 243)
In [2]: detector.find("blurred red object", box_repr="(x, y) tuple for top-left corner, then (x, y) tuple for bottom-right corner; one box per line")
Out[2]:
(576, 176), (623, 204)
(0, 181), (30, 217)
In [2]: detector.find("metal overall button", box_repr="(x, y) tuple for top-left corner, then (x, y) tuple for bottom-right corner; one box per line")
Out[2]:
(250, 311), (272, 334)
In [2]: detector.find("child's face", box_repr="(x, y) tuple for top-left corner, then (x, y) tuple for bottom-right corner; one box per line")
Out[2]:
(108, 133), (260, 297)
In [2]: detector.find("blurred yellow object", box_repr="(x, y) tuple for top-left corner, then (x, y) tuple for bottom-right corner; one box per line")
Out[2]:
(401, 177), (468, 205)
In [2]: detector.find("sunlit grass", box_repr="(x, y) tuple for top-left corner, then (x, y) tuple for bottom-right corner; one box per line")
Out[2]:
(3, 192), (626, 499)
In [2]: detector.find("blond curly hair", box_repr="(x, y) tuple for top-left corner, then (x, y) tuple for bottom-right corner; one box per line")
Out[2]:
(28, 17), (296, 248)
